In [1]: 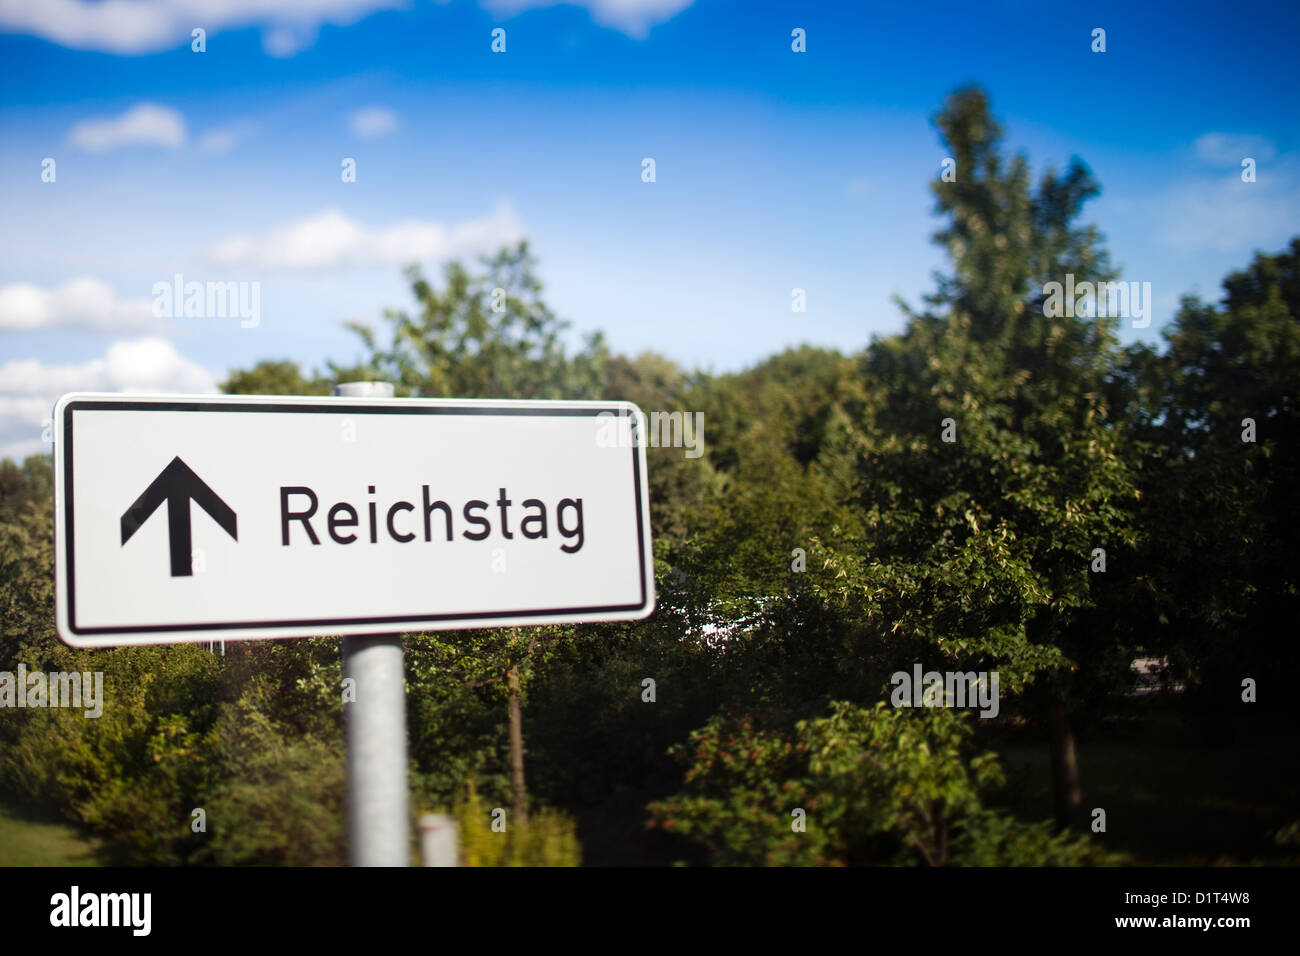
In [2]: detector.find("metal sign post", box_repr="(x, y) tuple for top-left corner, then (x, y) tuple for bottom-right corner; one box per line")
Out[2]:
(334, 382), (409, 866)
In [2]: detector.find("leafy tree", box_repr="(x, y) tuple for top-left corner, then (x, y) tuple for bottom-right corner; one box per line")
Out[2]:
(671, 347), (863, 632)
(1123, 238), (1300, 715)
(0, 455), (53, 525)
(812, 87), (1143, 828)
(339, 240), (607, 400)
(600, 351), (723, 544)
(219, 360), (332, 396)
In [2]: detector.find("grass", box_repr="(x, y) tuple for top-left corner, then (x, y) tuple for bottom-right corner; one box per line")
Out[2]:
(0, 798), (104, 867)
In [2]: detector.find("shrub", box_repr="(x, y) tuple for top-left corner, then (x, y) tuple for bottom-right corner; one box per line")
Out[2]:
(200, 680), (347, 866)
(648, 701), (1117, 866)
(441, 782), (581, 867)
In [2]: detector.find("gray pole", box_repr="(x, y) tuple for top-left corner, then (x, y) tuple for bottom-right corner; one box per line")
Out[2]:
(335, 381), (410, 866)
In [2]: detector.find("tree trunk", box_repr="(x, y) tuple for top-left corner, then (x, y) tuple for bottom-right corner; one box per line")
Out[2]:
(507, 665), (528, 829)
(1047, 697), (1083, 830)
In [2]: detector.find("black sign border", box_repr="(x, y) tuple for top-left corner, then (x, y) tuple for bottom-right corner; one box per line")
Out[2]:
(60, 398), (651, 637)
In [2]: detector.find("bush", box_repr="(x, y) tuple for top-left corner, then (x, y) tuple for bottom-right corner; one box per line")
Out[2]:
(0, 644), (223, 865)
(648, 701), (1118, 866)
(200, 679), (347, 866)
(441, 782), (581, 867)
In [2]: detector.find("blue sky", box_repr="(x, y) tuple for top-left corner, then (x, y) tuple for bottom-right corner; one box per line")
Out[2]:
(2, 0), (1298, 458)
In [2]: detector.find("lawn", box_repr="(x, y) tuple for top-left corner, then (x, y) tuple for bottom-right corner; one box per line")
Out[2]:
(0, 798), (104, 867)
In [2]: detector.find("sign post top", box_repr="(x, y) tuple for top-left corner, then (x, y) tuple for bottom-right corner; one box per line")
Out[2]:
(333, 381), (395, 399)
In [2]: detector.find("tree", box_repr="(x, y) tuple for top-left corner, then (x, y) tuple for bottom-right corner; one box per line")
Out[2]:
(815, 87), (1142, 828)
(219, 360), (332, 396)
(1123, 238), (1300, 715)
(599, 351), (723, 543)
(339, 240), (607, 401)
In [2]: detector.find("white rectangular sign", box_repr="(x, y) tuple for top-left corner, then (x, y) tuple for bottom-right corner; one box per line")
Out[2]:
(53, 394), (655, 647)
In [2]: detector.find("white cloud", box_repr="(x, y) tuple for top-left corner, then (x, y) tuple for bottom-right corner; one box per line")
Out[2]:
(0, 277), (158, 333)
(261, 22), (317, 57)
(1194, 133), (1277, 166)
(0, 0), (405, 56)
(482, 0), (694, 38)
(349, 106), (398, 138)
(197, 129), (237, 152)
(207, 203), (525, 272)
(0, 338), (218, 460)
(69, 102), (185, 152)
(197, 122), (256, 153)
(0, 1), (688, 53)
(1156, 147), (1300, 254)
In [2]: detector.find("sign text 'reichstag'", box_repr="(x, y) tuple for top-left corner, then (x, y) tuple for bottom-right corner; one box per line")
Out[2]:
(281, 485), (585, 552)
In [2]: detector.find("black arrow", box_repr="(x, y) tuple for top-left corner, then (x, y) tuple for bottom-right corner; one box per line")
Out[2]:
(120, 457), (238, 577)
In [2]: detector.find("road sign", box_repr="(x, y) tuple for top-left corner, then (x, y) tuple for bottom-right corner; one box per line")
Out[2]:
(54, 393), (655, 647)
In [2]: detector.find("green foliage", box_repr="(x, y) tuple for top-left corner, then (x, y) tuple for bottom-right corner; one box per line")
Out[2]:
(405, 631), (515, 809)
(835, 87), (1141, 709)
(449, 782), (580, 867)
(956, 812), (1118, 866)
(601, 351), (724, 543)
(220, 359), (333, 396)
(339, 240), (607, 401)
(0, 643), (223, 865)
(201, 680), (346, 866)
(648, 702), (1116, 866)
(525, 613), (721, 809)
(0, 633), (350, 865)
(1123, 239), (1300, 711)
(0, 456), (57, 668)
(647, 712), (824, 866)
(0, 454), (53, 524)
